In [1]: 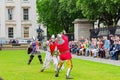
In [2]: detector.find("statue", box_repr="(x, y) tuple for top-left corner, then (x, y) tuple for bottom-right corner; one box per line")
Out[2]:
(37, 26), (44, 41)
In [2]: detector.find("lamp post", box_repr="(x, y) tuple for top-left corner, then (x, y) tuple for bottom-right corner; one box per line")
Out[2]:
(36, 25), (44, 41)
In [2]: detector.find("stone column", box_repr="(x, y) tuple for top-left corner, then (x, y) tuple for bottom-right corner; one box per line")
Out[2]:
(15, 0), (22, 39)
(0, 0), (6, 39)
(30, 0), (37, 38)
(73, 19), (94, 41)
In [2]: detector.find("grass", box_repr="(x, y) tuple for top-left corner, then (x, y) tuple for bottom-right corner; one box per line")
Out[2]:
(0, 50), (120, 80)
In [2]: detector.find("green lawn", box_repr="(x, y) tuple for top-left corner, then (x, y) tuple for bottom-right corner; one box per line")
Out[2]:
(0, 50), (120, 80)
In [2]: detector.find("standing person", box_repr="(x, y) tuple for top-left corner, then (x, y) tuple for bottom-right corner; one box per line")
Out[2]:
(27, 36), (43, 65)
(0, 43), (2, 50)
(40, 35), (59, 72)
(55, 34), (73, 79)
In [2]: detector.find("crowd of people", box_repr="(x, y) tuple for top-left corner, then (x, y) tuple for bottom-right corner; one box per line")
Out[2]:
(26, 33), (120, 79)
(69, 35), (120, 60)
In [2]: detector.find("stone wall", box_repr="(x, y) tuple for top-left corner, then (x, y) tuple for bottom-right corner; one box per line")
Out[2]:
(73, 19), (94, 41)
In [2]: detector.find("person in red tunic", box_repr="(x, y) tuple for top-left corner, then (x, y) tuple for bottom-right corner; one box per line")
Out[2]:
(41, 35), (59, 72)
(55, 34), (73, 79)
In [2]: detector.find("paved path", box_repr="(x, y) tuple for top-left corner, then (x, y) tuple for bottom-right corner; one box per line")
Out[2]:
(72, 55), (120, 66)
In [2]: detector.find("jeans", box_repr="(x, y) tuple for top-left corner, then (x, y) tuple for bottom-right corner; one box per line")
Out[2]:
(110, 51), (117, 60)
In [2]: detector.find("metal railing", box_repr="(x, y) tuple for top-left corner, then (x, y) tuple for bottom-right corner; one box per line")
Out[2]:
(90, 26), (120, 38)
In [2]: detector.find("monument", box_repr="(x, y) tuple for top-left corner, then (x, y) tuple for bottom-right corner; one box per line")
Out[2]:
(73, 19), (94, 41)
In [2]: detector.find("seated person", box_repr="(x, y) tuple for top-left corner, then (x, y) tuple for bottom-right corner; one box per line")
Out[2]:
(110, 40), (120, 60)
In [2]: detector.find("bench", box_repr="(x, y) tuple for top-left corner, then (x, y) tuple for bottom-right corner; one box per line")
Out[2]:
(12, 44), (21, 46)
(1, 44), (29, 50)
(117, 51), (120, 60)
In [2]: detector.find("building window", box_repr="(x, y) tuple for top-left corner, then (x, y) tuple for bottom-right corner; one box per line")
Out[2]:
(8, 8), (13, 20)
(7, 0), (14, 3)
(7, 0), (13, 1)
(23, 9), (29, 20)
(23, 0), (29, 3)
(23, 0), (28, 1)
(24, 27), (29, 38)
(8, 27), (14, 38)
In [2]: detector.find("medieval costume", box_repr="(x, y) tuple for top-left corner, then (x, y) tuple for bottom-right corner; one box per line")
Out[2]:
(55, 34), (73, 79)
(27, 36), (43, 65)
(40, 35), (60, 72)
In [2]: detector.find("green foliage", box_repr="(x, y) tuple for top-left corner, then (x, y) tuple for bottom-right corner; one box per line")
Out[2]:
(36, 0), (84, 35)
(58, 0), (84, 33)
(37, 0), (62, 35)
(77, 0), (120, 27)
(37, 0), (120, 35)
(0, 50), (120, 80)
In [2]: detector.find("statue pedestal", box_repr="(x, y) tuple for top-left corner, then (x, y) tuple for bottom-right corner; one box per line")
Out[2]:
(73, 19), (94, 41)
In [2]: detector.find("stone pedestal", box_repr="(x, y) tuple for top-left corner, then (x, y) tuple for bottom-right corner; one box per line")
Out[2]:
(73, 19), (94, 41)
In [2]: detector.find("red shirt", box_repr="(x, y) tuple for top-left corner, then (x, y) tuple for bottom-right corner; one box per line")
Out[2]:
(57, 35), (69, 53)
(49, 41), (57, 53)
(99, 43), (103, 49)
(80, 44), (84, 48)
(36, 41), (39, 48)
(56, 35), (72, 60)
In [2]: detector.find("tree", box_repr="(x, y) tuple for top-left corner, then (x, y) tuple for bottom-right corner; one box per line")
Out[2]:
(36, 0), (84, 35)
(76, 0), (120, 27)
(58, 0), (84, 32)
(37, 0), (62, 35)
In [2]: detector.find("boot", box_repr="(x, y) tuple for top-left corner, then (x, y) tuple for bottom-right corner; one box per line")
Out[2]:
(66, 75), (73, 79)
(55, 67), (60, 77)
(66, 68), (73, 79)
(28, 55), (34, 65)
(55, 61), (64, 77)
(55, 71), (59, 77)
(38, 55), (43, 64)
(40, 68), (44, 72)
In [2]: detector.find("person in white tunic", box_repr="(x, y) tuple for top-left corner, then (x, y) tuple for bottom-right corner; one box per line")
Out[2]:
(40, 35), (61, 72)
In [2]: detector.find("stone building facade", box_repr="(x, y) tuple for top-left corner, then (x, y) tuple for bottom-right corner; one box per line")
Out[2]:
(0, 0), (46, 40)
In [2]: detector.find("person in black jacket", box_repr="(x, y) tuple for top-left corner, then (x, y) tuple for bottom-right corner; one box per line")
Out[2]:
(110, 40), (120, 60)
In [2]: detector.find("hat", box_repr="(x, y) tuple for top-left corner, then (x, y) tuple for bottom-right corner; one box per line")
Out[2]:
(51, 35), (55, 39)
(57, 34), (62, 40)
(32, 36), (36, 41)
